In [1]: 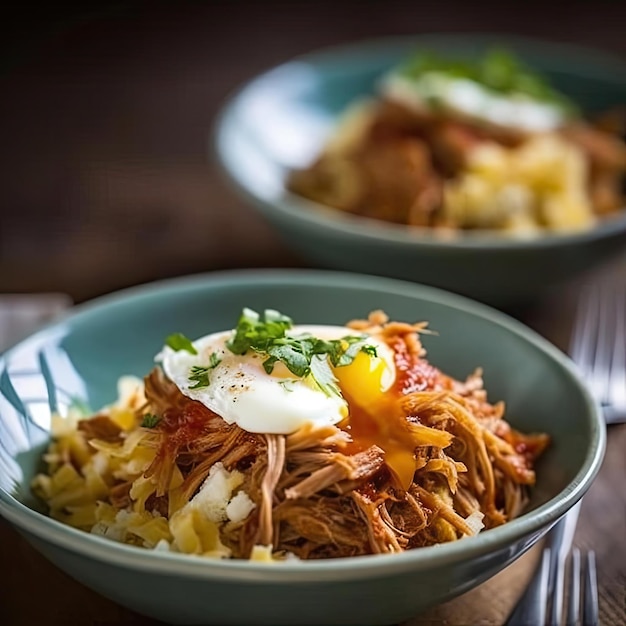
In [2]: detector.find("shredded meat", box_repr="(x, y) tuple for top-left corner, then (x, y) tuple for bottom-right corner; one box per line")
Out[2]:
(284, 446), (385, 500)
(352, 489), (404, 554)
(288, 95), (626, 228)
(257, 434), (285, 546)
(109, 480), (132, 508)
(142, 368), (265, 498)
(105, 312), (549, 560)
(144, 492), (169, 517)
(79, 415), (122, 442)
(563, 123), (626, 170)
(274, 495), (370, 559)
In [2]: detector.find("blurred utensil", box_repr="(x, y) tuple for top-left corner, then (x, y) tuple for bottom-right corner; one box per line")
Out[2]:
(506, 502), (583, 625)
(570, 274), (626, 424)
(567, 548), (600, 626)
(506, 526), (599, 626)
(0, 294), (72, 353)
(508, 269), (624, 623)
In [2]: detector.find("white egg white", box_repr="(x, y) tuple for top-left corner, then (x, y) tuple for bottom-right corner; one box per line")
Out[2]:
(157, 325), (395, 435)
(382, 72), (565, 133)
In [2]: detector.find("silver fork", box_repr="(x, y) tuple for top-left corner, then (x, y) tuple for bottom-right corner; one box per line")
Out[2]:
(563, 548), (599, 626)
(507, 545), (599, 625)
(506, 512), (599, 625)
(570, 275), (626, 424)
(506, 276), (615, 625)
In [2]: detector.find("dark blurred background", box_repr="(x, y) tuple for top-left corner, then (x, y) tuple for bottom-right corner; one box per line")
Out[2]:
(1, 0), (625, 303)
(1, 6), (626, 625)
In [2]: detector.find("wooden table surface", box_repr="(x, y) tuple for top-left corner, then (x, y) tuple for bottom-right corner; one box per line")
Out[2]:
(0, 2), (625, 625)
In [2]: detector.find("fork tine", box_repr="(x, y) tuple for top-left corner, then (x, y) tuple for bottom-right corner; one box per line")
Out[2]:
(565, 547), (581, 626)
(548, 546), (566, 626)
(570, 276), (626, 424)
(505, 547), (551, 625)
(594, 278), (616, 405)
(583, 550), (599, 626)
(609, 281), (626, 411)
(570, 283), (597, 371)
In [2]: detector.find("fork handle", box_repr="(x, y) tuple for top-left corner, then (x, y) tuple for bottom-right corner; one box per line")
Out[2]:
(505, 547), (552, 625)
(603, 406), (626, 425)
(547, 501), (584, 626)
(505, 501), (582, 626)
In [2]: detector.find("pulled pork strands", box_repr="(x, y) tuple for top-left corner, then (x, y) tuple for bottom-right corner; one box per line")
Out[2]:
(32, 310), (549, 560)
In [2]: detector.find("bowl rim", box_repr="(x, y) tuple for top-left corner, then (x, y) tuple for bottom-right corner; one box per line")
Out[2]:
(0, 268), (606, 582)
(213, 32), (626, 251)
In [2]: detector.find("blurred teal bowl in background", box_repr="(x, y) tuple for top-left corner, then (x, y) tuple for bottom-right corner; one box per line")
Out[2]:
(214, 34), (626, 305)
(0, 269), (605, 625)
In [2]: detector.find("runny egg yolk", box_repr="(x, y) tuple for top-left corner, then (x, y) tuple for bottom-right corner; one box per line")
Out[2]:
(333, 347), (393, 409)
(312, 332), (444, 489)
(286, 329), (421, 489)
(334, 345), (422, 490)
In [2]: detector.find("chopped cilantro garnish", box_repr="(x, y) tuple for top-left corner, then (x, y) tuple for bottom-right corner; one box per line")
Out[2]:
(309, 353), (342, 398)
(331, 335), (378, 367)
(227, 308), (293, 356)
(165, 332), (198, 355)
(208, 351), (221, 369)
(277, 379), (297, 393)
(360, 344), (379, 358)
(188, 352), (222, 389)
(226, 308), (377, 397)
(141, 413), (161, 428)
(399, 48), (578, 114)
(189, 365), (210, 389)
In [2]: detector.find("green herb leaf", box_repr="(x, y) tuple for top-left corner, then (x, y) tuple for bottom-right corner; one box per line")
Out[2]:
(398, 47), (578, 114)
(189, 365), (211, 389)
(361, 344), (378, 358)
(277, 379), (297, 393)
(227, 308), (293, 355)
(265, 343), (311, 377)
(187, 352), (222, 390)
(329, 335), (377, 367)
(225, 308), (379, 398)
(141, 413), (161, 428)
(309, 354), (342, 398)
(208, 351), (222, 369)
(165, 332), (198, 355)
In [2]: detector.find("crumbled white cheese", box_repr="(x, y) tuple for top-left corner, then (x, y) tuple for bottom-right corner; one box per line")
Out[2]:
(50, 413), (78, 437)
(91, 451), (109, 477)
(464, 511), (485, 536)
(153, 539), (171, 552)
(91, 520), (125, 542)
(189, 462), (255, 524)
(226, 490), (256, 523)
(116, 375), (146, 409)
(250, 544), (275, 562)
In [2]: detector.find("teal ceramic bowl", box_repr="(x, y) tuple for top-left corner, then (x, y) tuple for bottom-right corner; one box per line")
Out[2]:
(0, 270), (605, 625)
(214, 35), (626, 305)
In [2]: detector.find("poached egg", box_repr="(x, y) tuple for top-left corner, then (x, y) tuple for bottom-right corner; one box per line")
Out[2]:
(382, 71), (566, 133)
(158, 324), (395, 435)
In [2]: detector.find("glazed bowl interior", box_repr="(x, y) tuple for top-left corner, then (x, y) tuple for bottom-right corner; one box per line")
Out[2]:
(0, 270), (605, 625)
(214, 34), (626, 304)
